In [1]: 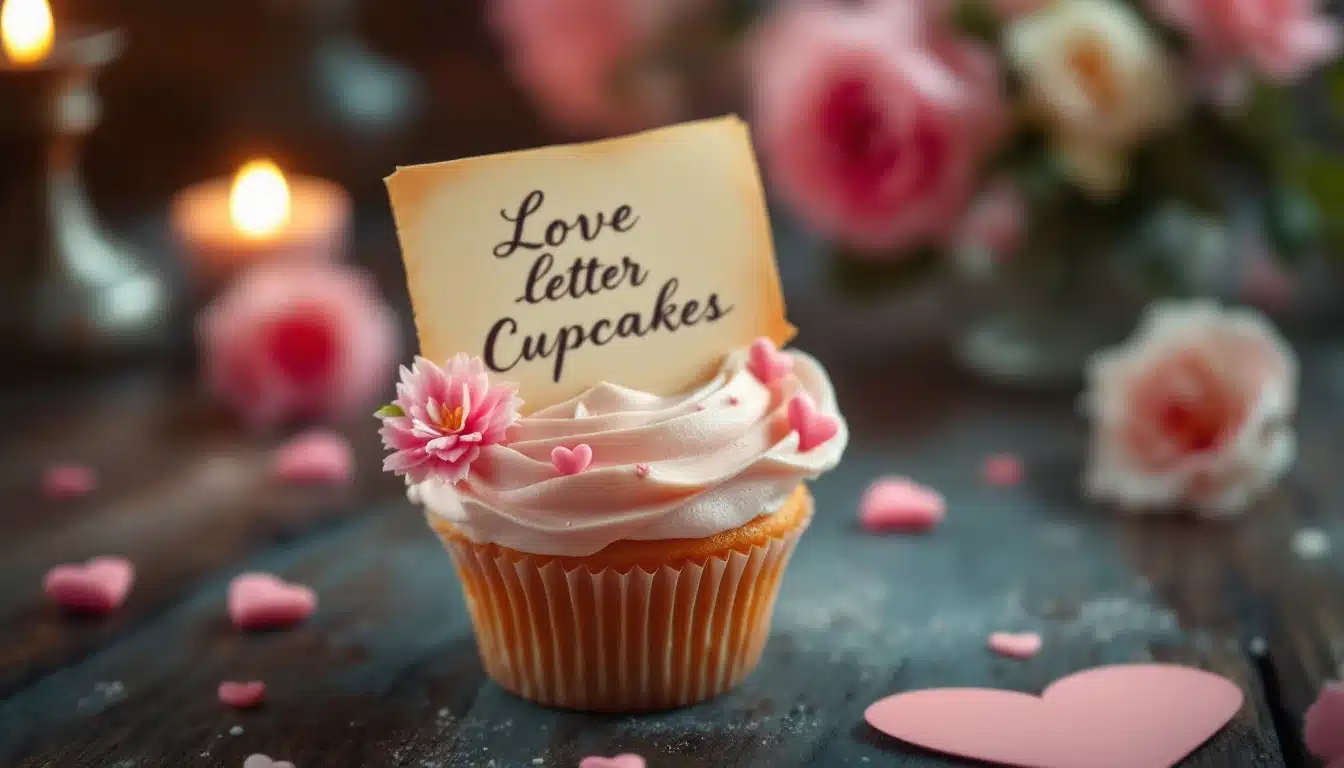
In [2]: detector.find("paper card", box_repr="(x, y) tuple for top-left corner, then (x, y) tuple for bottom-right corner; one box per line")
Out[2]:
(385, 116), (794, 413)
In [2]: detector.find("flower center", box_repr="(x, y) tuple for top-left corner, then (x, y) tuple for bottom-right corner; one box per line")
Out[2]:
(1158, 398), (1223, 455)
(1068, 38), (1119, 113)
(820, 79), (901, 196)
(438, 405), (465, 433)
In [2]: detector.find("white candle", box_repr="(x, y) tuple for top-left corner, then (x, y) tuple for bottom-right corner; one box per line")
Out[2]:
(170, 159), (351, 284)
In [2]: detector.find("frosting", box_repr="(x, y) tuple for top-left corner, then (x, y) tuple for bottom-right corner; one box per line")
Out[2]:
(410, 347), (847, 556)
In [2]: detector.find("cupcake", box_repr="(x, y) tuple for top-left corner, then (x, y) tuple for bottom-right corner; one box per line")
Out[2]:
(379, 338), (847, 711)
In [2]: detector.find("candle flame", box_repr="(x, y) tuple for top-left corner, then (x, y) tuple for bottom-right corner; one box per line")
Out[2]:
(230, 159), (291, 238)
(1, 0), (53, 66)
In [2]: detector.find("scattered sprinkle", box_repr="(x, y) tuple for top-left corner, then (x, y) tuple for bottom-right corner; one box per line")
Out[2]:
(44, 556), (135, 614)
(981, 454), (1023, 487)
(219, 681), (266, 709)
(271, 430), (354, 486)
(1248, 637), (1267, 656)
(1293, 528), (1331, 560)
(634, 463), (651, 478)
(42, 464), (96, 499)
(579, 756), (645, 768)
(242, 754), (295, 768)
(228, 573), (317, 630)
(727, 395), (740, 406)
(229, 725), (244, 736)
(859, 477), (945, 533)
(532, 759), (544, 765)
(987, 631), (1042, 659)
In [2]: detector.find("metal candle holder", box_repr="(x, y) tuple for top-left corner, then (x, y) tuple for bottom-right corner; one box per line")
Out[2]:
(0, 28), (169, 362)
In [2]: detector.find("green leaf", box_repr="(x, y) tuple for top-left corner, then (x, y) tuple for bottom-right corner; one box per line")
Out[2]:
(374, 404), (404, 419)
(1325, 61), (1344, 126)
(827, 247), (941, 301)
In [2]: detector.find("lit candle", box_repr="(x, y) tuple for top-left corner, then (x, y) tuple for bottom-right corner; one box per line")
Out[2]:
(1, 0), (53, 66)
(170, 159), (351, 285)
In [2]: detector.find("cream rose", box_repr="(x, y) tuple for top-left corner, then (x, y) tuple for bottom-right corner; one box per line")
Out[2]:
(1082, 301), (1297, 516)
(1006, 0), (1182, 196)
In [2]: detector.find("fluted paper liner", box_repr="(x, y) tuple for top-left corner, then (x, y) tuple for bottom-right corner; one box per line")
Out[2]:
(440, 528), (803, 711)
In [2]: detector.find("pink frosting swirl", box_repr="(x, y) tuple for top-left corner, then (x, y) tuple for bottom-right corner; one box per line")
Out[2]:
(411, 348), (847, 556)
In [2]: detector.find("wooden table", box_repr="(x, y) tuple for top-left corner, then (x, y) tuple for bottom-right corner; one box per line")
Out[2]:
(0, 217), (1340, 767)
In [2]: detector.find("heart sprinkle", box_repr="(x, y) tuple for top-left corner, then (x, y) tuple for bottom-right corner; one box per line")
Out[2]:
(272, 430), (354, 486)
(242, 754), (295, 768)
(987, 632), (1042, 659)
(1305, 681), (1344, 764)
(859, 477), (945, 533)
(634, 463), (651, 478)
(44, 556), (135, 614)
(551, 444), (593, 475)
(981, 453), (1023, 487)
(788, 393), (839, 452)
(746, 337), (793, 384)
(579, 755), (646, 768)
(42, 464), (96, 500)
(219, 681), (267, 709)
(228, 573), (317, 630)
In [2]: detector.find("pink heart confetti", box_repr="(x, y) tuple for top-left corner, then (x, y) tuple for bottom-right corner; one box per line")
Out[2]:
(552, 444), (593, 475)
(243, 754), (295, 768)
(859, 477), (945, 533)
(271, 430), (354, 486)
(1306, 681), (1344, 762)
(747, 337), (793, 384)
(228, 573), (317, 630)
(982, 453), (1023, 487)
(219, 680), (267, 709)
(788, 393), (839, 452)
(634, 463), (651, 478)
(44, 556), (134, 614)
(41, 464), (96, 500)
(579, 755), (646, 768)
(988, 632), (1042, 659)
(865, 664), (1243, 768)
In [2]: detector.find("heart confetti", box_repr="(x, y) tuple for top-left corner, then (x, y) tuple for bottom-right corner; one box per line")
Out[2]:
(859, 477), (945, 533)
(242, 754), (295, 768)
(788, 393), (839, 452)
(41, 464), (96, 500)
(44, 556), (134, 614)
(865, 664), (1242, 768)
(579, 755), (646, 768)
(219, 681), (267, 709)
(982, 453), (1024, 487)
(272, 430), (354, 486)
(1306, 681), (1344, 764)
(228, 573), (317, 630)
(988, 632), (1042, 660)
(747, 337), (793, 384)
(552, 444), (593, 475)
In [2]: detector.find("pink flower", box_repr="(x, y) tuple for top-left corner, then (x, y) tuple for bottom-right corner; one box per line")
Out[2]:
(952, 178), (1028, 260)
(1083, 301), (1297, 516)
(748, 0), (1008, 252)
(378, 355), (522, 484)
(198, 263), (400, 429)
(1306, 682), (1344, 764)
(1150, 0), (1340, 94)
(490, 0), (684, 134)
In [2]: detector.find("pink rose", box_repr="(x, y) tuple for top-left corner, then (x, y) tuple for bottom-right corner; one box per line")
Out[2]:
(748, 0), (1008, 252)
(1083, 301), (1297, 516)
(199, 263), (400, 429)
(490, 0), (684, 134)
(1150, 0), (1340, 93)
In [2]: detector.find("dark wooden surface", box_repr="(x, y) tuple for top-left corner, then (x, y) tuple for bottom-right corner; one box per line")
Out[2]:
(0, 209), (1340, 768)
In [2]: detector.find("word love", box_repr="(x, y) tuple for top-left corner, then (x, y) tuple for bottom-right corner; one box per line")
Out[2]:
(484, 190), (733, 384)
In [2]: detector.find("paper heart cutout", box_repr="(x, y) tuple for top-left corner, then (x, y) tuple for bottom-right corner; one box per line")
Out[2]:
(747, 337), (793, 384)
(788, 393), (839, 452)
(272, 430), (354, 485)
(579, 755), (646, 768)
(988, 632), (1042, 659)
(219, 680), (267, 709)
(865, 664), (1243, 768)
(552, 444), (593, 475)
(982, 453), (1024, 487)
(44, 556), (134, 614)
(243, 754), (295, 768)
(859, 478), (945, 533)
(228, 573), (317, 630)
(42, 464), (97, 500)
(1305, 682), (1344, 762)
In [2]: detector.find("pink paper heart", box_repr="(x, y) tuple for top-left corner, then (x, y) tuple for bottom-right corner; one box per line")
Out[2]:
(1305, 682), (1344, 761)
(44, 556), (134, 614)
(859, 478), (945, 533)
(788, 393), (839, 452)
(243, 754), (295, 768)
(579, 755), (645, 768)
(982, 453), (1024, 487)
(272, 430), (354, 486)
(228, 573), (317, 630)
(552, 444), (593, 475)
(747, 337), (793, 384)
(865, 664), (1243, 768)
(988, 632), (1042, 659)
(219, 680), (267, 709)
(42, 464), (96, 500)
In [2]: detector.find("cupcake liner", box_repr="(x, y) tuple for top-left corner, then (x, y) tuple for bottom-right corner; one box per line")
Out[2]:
(442, 528), (804, 711)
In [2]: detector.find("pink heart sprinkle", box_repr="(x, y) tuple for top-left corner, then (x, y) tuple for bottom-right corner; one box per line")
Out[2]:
(788, 393), (839, 452)
(865, 664), (1243, 768)
(988, 631), (1042, 659)
(727, 395), (740, 406)
(747, 337), (793, 384)
(243, 754), (295, 768)
(228, 573), (317, 630)
(219, 680), (267, 709)
(44, 556), (134, 614)
(982, 453), (1024, 487)
(859, 477), (945, 533)
(271, 430), (354, 486)
(1306, 681), (1344, 761)
(634, 463), (651, 478)
(579, 755), (646, 768)
(552, 444), (593, 475)
(42, 464), (96, 500)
